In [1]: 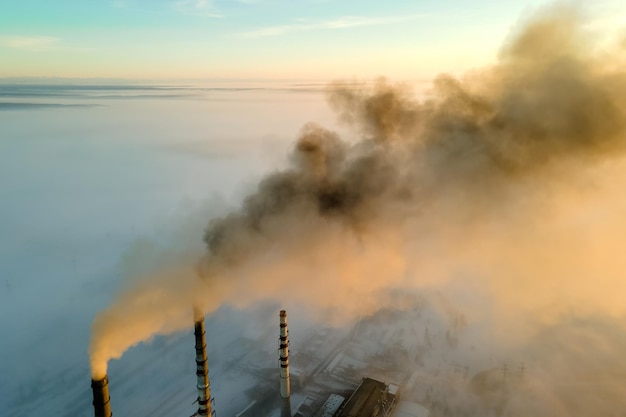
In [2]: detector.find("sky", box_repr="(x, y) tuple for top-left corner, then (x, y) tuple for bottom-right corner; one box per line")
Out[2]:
(1, 0), (624, 81)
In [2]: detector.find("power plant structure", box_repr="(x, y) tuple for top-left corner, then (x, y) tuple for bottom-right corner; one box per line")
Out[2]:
(90, 306), (216, 417)
(194, 306), (214, 417)
(329, 377), (399, 417)
(90, 375), (112, 417)
(89, 307), (426, 417)
(279, 309), (292, 417)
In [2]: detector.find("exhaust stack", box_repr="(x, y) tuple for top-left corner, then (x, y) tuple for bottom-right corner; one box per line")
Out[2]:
(91, 375), (112, 417)
(194, 307), (213, 417)
(279, 310), (292, 417)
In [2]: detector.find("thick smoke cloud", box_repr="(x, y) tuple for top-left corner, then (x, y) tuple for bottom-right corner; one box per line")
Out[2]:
(90, 4), (626, 414)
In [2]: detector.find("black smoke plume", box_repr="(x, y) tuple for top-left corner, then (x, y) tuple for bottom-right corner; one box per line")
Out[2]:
(91, 5), (626, 414)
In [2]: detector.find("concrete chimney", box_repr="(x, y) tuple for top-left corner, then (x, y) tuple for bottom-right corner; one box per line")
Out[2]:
(91, 375), (112, 417)
(194, 307), (213, 417)
(279, 310), (292, 417)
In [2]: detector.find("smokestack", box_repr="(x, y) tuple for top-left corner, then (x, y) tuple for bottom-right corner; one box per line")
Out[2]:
(194, 307), (213, 417)
(279, 310), (292, 417)
(91, 375), (112, 417)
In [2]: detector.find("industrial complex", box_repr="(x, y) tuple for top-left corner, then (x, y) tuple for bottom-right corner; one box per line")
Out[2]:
(90, 307), (437, 417)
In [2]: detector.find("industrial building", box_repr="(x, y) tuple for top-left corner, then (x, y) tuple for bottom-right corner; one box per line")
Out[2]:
(90, 308), (431, 417)
(312, 378), (399, 417)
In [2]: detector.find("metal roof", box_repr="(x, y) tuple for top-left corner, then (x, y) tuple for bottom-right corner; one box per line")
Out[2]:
(334, 378), (395, 417)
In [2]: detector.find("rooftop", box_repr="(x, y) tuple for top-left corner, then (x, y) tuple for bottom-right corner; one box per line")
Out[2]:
(334, 378), (396, 417)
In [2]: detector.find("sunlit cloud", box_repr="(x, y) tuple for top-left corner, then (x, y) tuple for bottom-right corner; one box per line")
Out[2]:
(0, 36), (61, 51)
(234, 14), (426, 38)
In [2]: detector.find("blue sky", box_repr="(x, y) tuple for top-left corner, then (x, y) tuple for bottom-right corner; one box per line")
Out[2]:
(0, 0), (624, 80)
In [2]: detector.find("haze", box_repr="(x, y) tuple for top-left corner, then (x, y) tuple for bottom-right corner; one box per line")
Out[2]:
(3, 1), (626, 416)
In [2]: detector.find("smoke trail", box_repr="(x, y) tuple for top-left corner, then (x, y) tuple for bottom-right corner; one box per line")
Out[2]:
(90, 5), (626, 413)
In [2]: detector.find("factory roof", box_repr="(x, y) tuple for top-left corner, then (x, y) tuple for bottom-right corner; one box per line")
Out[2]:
(334, 378), (396, 417)
(314, 394), (345, 417)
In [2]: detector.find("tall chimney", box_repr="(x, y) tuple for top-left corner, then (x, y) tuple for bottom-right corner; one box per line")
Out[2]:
(279, 310), (292, 417)
(194, 307), (213, 417)
(91, 375), (112, 417)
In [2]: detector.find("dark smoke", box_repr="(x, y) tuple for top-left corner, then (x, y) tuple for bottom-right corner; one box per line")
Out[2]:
(202, 4), (626, 264)
(91, 4), (626, 415)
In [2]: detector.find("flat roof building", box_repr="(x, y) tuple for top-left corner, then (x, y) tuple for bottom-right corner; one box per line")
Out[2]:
(314, 394), (346, 417)
(333, 378), (398, 417)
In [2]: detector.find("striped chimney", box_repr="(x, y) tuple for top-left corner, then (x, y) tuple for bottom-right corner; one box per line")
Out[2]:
(91, 375), (112, 417)
(194, 307), (213, 417)
(279, 310), (291, 417)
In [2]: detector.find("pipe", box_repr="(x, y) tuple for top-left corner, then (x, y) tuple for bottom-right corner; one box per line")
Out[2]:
(194, 307), (213, 417)
(91, 375), (112, 417)
(279, 310), (291, 417)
